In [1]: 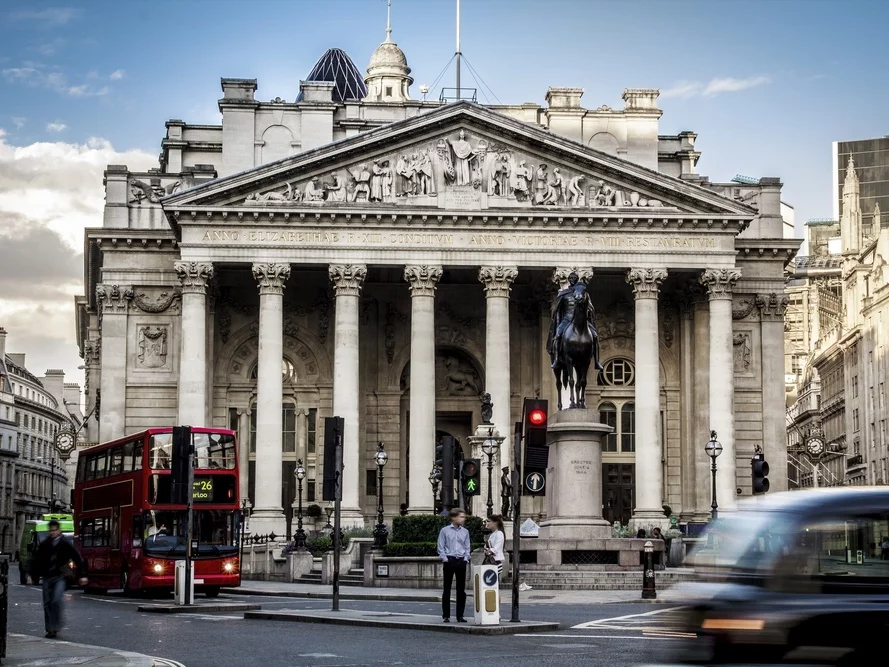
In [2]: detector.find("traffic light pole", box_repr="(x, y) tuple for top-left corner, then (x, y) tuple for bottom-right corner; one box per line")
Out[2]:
(332, 430), (343, 612)
(510, 421), (522, 623)
(185, 439), (194, 606)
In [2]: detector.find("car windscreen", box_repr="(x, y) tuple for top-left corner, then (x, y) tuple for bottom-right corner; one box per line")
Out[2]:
(687, 511), (794, 573)
(35, 531), (75, 544)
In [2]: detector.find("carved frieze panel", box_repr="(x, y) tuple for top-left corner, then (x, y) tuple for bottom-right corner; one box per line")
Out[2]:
(733, 332), (752, 374)
(237, 129), (677, 212)
(137, 326), (168, 369)
(132, 288), (182, 314)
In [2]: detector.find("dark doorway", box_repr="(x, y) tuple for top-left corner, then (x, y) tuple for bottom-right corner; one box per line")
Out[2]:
(602, 463), (635, 525)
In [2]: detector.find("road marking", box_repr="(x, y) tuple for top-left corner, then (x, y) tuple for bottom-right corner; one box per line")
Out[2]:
(514, 633), (681, 640)
(572, 605), (688, 631)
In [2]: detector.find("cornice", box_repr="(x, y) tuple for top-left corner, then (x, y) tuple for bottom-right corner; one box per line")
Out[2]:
(734, 238), (801, 265)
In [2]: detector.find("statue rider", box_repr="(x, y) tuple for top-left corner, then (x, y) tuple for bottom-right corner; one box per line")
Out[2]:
(548, 271), (604, 371)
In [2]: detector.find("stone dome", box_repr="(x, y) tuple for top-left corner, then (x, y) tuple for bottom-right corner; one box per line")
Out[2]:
(368, 40), (410, 72)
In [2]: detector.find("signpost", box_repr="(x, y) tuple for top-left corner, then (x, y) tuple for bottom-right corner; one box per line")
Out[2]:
(172, 426), (195, 606)
(510, 421), (522, 623)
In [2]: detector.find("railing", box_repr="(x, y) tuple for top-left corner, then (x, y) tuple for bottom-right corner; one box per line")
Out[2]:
(439, 87), (478, 103)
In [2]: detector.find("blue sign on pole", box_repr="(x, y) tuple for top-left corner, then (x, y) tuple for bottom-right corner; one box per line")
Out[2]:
(525, 472), (545, 493)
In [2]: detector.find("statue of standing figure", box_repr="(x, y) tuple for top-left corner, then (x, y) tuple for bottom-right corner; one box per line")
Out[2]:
(547, 272), (603, 409)
(500, 467), (513, 520)
(448, 130), (477, 186)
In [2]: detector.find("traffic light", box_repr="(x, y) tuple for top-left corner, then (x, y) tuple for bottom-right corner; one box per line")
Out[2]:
(171, 426), (192, 505)
(461, 458), (481, 496)
(522, 398), (549, 495)
(752, 452), (770, 494)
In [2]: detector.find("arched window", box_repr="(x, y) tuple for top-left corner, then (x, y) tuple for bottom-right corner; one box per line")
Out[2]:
(621, 403), (636, 452)
(599, 402), (618, 452)
(250, 358), (297, 383)
(600, 359), (635, 387)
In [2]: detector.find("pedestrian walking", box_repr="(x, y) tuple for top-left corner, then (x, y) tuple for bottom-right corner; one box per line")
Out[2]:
(881, 537), (889, 560)
(437, 508), (470, 623)
(484, 515), (505, 578)
(33, 519), (87, 638)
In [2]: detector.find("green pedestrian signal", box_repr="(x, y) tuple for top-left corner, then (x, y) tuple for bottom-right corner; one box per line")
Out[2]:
(462, 458), (482, 497)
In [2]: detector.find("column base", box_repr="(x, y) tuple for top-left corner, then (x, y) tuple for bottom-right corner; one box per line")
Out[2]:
(338, 506), (367, 529)
(249, 508), (287, 539)
(538, 517), (611, 540)
(408, 505), (436, 516)
(629, 512), (670, 533)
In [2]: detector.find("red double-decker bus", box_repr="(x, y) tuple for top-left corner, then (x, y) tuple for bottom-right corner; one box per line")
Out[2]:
(73, 427), (241, 596)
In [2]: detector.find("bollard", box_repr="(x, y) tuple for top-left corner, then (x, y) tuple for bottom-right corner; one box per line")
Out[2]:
(642, 540), (656, 600)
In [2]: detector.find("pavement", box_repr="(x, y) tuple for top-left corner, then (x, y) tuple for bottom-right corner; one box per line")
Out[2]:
(4, 633), (182, 667)
(244, 607), (561, 634)
(227, 577), (682, 604)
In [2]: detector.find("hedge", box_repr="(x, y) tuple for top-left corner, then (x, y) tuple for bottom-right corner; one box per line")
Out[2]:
(383, 542), (439, 557)
(391, 514), (485, 545)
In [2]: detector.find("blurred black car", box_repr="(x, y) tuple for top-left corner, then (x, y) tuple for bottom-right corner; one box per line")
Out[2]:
(676, 488), (889, 665)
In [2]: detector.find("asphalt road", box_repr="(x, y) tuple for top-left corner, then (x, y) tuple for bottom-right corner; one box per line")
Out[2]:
(8, 571), (690, 667)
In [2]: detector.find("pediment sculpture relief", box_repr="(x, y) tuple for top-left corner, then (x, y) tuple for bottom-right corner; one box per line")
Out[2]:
(240, 129), (672, 211)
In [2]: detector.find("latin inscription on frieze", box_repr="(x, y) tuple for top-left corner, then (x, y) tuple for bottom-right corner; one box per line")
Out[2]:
(197, 228), (721, 251)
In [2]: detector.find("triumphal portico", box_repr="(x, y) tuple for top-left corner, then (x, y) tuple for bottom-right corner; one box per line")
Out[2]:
(76, 42), (797, 535)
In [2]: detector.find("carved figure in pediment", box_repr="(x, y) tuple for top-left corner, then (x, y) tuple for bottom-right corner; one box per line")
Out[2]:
(246, 183), (292, 203)
(370, 161), (385, 202)
(590, 179), (616, 207)
(542, 167), (564, 205)
(448, 130), (477, 186)
(568, 175), (586, 207)
(130, 179), (161, 204)
(304, 178), (324, 201)
(325, 173), (346, 202)
(349, 165), (372, 202)
(381, 161), (393, 199)
(436, 140), (456, 185)
(417, 150), (435, 195)
(395, 154), (411, 196)
(442, 355), (480, 396)
(512, 160), (532, 201)
(534, 164), (548, 204)
(489, 153), (511, 197)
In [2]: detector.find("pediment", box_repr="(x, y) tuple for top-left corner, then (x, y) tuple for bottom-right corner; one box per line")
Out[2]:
(164, 102), (755, 219)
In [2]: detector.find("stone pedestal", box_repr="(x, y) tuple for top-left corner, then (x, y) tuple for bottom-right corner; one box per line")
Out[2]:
(538, 408), (612, 540)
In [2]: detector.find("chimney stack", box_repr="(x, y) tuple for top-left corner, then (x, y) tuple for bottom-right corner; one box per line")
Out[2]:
(0, 327), (6, 361)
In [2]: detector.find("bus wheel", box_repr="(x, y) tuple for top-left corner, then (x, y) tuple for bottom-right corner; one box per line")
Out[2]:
(204, 587), (220, 598)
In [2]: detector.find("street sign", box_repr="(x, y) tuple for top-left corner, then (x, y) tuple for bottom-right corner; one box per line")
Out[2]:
(525, 471), (545, 493)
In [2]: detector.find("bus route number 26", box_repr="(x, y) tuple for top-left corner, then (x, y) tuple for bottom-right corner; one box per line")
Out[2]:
(192, 478), (213, 501)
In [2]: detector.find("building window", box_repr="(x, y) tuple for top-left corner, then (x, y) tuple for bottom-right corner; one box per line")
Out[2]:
(250, 358), (297, 383)
(599, 403), (617, 452)
(283, 404), (296, 453)
(385, 86), (393, 97)
(307, 408), (317, 454)
(853, 408), (860, 433)
(600, 359), (635, 387)
(366, 469), (378, 496)
(307, 479), (316, 502)
(621, 403), (636, 452)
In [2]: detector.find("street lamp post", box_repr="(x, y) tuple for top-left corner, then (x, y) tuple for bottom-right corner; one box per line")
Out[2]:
(705, 430), (723, 521)
(294, 459), (307, 550)
(324, 501), (334, 535)
(373, 442), (389, 548)
(428, 466), (441, 514)
(481, 430), (500, 519)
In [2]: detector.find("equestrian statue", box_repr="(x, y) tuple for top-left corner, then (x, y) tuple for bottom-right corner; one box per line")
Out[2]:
(547, 272), (603, 410)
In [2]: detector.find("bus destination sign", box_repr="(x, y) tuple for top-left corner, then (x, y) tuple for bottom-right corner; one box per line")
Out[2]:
(192, 477), (214, 501)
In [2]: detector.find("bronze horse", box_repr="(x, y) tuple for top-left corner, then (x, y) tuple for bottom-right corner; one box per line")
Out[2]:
(550, 288), (599, 409)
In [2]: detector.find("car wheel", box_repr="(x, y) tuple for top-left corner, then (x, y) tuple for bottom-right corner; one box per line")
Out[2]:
(204, 586), (220, 598)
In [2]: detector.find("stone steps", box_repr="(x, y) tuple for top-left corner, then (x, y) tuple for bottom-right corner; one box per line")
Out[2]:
(517, 568), (696, 591)
(295, 569), (365, 586)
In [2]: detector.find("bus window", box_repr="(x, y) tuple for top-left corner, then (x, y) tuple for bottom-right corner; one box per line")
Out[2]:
(149, 433), (172, 469)
(132, 514), (143, 548)
(76, 456), (87, 483)
(109, 447), (124, 476)
(122, 441), (134, 472)
(95, 451), (108, 478)
(134, 440), (143, 471)
(194, 432), (236, 470)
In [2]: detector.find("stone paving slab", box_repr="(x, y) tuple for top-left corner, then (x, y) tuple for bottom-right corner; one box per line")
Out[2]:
(4, 633), (173, 667)
(244, 608), (560, 635)
(138, 601), (262, 614)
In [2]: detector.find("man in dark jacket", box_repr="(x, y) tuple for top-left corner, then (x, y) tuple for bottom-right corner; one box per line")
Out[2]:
(33, 519), (87, 638)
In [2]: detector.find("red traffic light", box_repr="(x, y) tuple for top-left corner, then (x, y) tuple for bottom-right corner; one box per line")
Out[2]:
(528, 408), (546, 425)
(463, 461), (478, 476)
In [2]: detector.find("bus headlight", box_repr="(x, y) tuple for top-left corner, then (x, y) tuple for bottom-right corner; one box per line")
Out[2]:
(152, 562), (165, 575)
(223, 561), (235, 573)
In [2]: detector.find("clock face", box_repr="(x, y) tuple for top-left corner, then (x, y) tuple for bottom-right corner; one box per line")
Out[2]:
(55, 431), (75, 453)
(806, 438), (824, 457)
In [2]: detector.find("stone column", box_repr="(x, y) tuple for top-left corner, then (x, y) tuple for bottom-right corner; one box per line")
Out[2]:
(250, 263), (291, 536)
(691, 289), (712, 520)
(626, 268), (667, 524)
(96, 284), (133, 441)
(757, 292), (789, 492)
(701, 268), (741, 512)
(478, 266), (518, 467)
(329, 264), (367, 525)
(237, 408), (251, 506)
(404, 265), (442, 514)
(174, 262), (214, 426)
(296, 408), (309, 464)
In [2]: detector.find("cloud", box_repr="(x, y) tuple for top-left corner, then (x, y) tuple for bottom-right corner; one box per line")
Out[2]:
(0, 130), (155, 380)
(2, 64), (111, 97)
(11, 117), (26, 129)
(46, 121), (67, 132)
(10, 7), (81, 27)
(109, 69), (125, 81)
(661, 75), (771, 99)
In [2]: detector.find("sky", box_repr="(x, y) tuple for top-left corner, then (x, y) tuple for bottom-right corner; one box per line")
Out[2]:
(1, 0), (888, 391)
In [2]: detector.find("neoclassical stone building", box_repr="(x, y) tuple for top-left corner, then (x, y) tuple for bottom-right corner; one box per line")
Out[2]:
(75, 40), (797, 534)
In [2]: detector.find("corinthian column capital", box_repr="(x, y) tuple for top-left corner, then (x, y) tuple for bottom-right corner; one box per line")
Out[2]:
(252, 263), (291, 295)
(626, 268), (668, 299)
(328, 264), (367, 297)
(700, 268), (741, 300)
(174, 261), (214, 294)
(552, 266), (593, 289)
(478, 265), (518, 298)
(404, 265), (443, 297)
(755, 292), (789, 320)
(96, 284), (134, 315)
